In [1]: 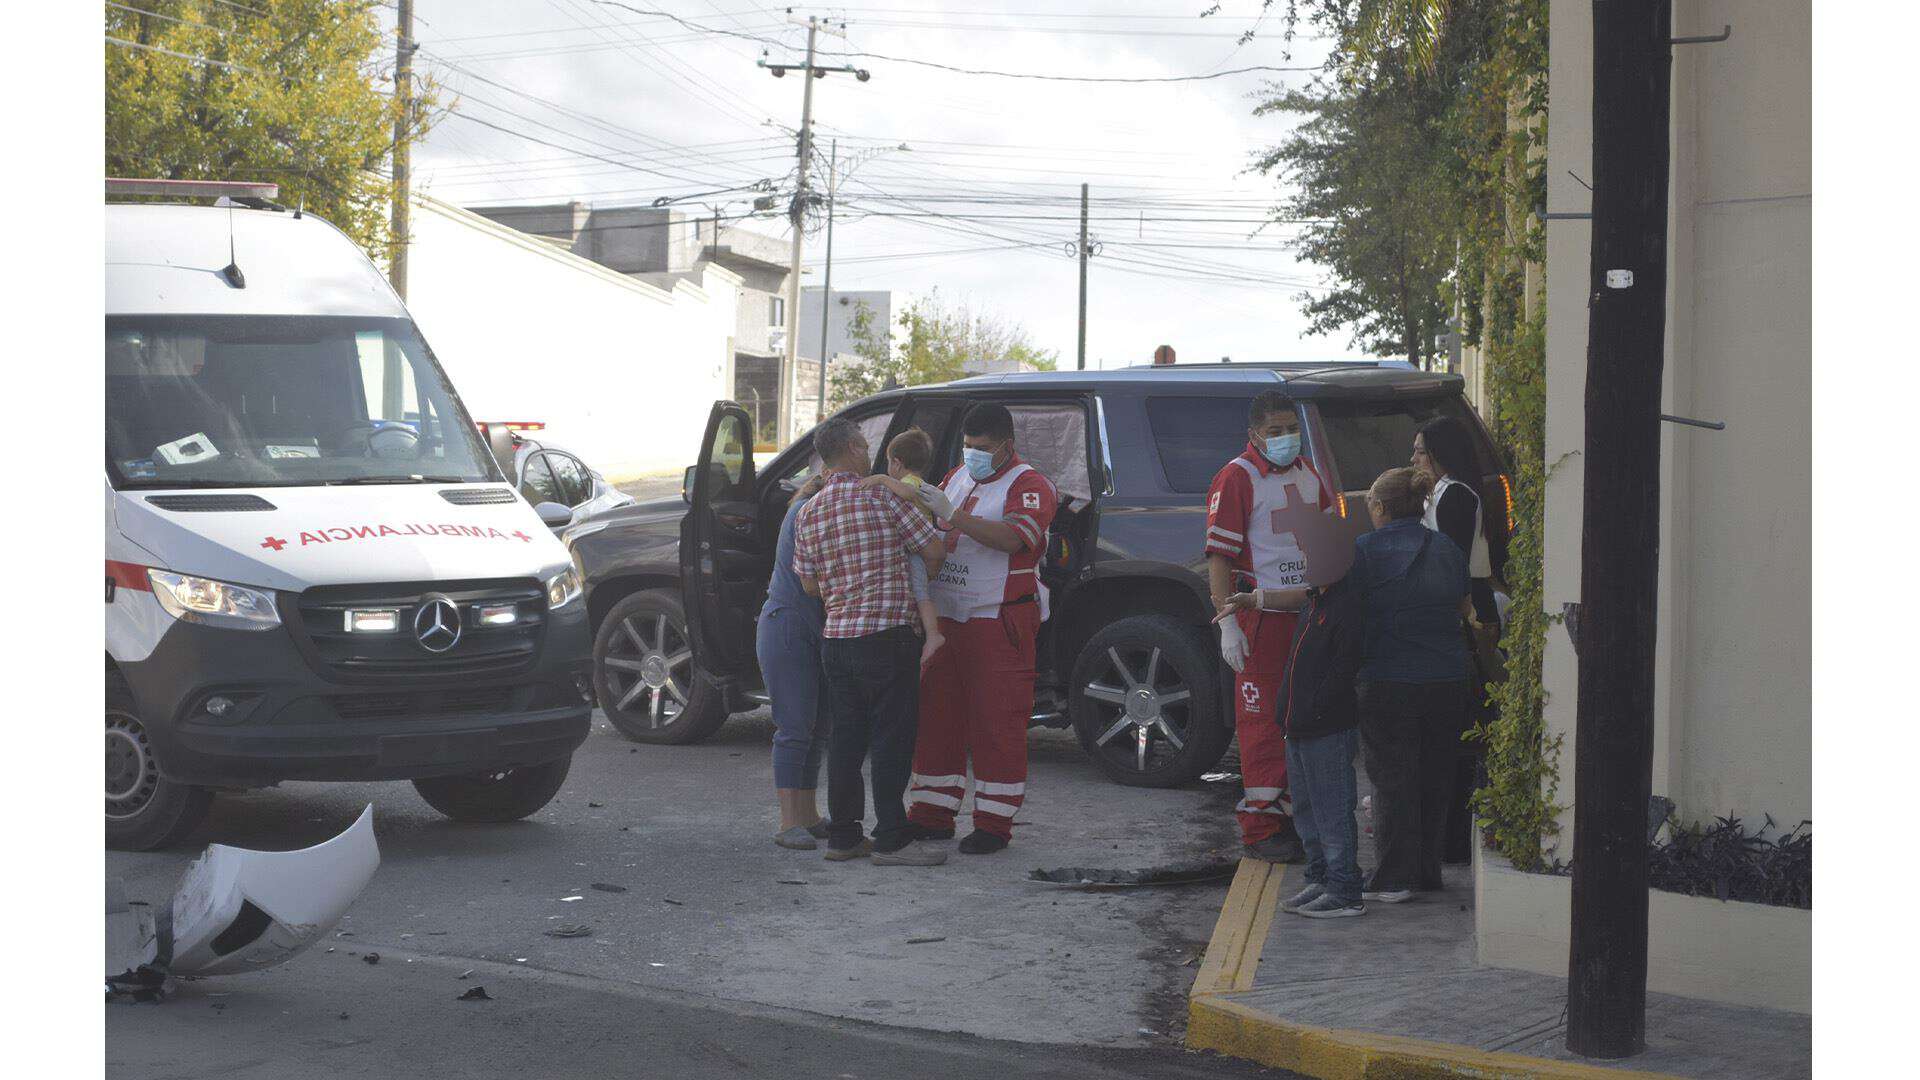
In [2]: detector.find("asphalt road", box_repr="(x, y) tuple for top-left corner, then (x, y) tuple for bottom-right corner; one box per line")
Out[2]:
(107, 709), (1290, 1078)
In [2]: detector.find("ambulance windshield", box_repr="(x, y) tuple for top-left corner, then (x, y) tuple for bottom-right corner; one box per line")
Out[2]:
(105, 315), (500, 489)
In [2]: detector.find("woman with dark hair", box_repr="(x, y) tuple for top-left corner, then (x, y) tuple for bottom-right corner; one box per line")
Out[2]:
(1412, 416), (1499, 865)
(1411, 417), (1498, 626)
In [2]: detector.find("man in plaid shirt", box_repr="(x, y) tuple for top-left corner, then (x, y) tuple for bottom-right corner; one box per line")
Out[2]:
(793, 418), (948, 866)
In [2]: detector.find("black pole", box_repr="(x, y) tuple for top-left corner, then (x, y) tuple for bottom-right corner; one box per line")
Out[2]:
(1566, 0), (1672, 1059)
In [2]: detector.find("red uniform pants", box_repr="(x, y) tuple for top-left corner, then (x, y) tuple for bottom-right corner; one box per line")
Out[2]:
(1233, 607), (1300, 844)
(908, 602), (1041, 839)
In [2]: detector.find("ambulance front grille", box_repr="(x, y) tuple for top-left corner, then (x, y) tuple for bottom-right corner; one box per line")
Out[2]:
(289, 578), (546, 680)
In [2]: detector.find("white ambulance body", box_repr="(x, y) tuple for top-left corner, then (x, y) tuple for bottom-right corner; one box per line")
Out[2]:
(106, 181), (593, 850)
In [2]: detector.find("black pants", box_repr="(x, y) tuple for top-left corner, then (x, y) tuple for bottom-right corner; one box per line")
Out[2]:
(1443, 692), (1494, 863)
(823, 626), (922, 853)
(1359, 679), (1471, 892)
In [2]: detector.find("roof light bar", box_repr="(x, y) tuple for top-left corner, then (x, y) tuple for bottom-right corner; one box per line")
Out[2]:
(107, 178), (281, 200)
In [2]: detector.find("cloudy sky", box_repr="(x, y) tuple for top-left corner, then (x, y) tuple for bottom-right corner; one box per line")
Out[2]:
(400, 1), (1363, 368)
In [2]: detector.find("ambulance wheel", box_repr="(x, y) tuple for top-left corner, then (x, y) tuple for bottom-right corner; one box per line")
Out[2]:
(413, 757), (572, 822)
(106, 672), (213, 851)
(1070, 615), (1230, 788)
(594, 589), (728, 745)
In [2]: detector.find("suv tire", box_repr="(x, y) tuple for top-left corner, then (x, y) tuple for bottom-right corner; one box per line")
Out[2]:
(106, 671), (213, 851)
(412, 757), (572, 822)
(593, 589), (729, 745)
(1069, 615), (1230, 787)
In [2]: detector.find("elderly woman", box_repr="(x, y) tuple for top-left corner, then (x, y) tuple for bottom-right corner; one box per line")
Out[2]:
(1347, 467), (1472, 901)
(760, 473), (831, 849)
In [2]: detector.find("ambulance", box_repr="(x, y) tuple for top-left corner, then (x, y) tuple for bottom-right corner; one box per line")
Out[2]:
(105, 180), (593, 850)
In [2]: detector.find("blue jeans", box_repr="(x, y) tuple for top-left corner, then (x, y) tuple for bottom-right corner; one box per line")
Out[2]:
(757, 604), (827, 790)
(1285, 727), (1362, 904)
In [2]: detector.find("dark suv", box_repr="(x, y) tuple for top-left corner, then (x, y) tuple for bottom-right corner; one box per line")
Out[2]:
(565, 362), (1509, 787)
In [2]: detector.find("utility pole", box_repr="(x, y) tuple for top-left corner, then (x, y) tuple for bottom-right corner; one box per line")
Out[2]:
(388, 0), (415, 300)
(762, 18), (868, 444)
(816, 139), (837, 423)
(1567, 0), (1673, 1059)
(1076, 182), (1090, 370)
(777, 18), (819, 447)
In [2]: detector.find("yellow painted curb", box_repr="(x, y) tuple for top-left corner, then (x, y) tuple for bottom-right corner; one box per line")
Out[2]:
(1185, 861), (1681, 1080)
(1192, 858), (1286, 995)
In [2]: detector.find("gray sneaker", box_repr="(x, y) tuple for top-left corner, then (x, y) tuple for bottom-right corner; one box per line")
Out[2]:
(872, 840), (949, 866)
(1280, 883), (1326, 913)
(1298, 894), (1366, 919)
(1361, 888), (1413, 904)
(774, 825), (819, 850)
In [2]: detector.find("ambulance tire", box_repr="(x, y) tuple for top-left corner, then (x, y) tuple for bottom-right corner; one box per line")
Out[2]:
(106, 672), (214, 851)
(412, 756), (572, 823)
(1070, 615), (1231, 788)
(593, 590), (729, 745)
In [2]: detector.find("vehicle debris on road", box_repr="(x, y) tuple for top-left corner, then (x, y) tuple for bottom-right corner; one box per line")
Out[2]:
(108, 806), (380, 1001)
(544, 925), (594, 938)
(1025, 861), (1237, 889)
(457, 986), (492, 1001)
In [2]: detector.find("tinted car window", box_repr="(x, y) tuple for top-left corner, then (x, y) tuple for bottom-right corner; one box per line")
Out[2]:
(547, 452), (592, 506)
(1314, 395), (1479, 493)
(1145, 397), (1250, 493)
(518, 452), (561, 505)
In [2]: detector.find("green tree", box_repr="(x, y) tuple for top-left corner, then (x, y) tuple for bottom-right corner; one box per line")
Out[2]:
(1254, 71), (1458, 367)
(105, 0), (436, 258)
(827, 291), (1057, 408)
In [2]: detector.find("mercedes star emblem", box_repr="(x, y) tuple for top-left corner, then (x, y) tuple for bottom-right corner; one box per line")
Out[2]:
(414, 595), (462, 653)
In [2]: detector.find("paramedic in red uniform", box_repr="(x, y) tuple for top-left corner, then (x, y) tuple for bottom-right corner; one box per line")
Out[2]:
(902, 403), (1058, 855)
(1206, 390), (1335, 862)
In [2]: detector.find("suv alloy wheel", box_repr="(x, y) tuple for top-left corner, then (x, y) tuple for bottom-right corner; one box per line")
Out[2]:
(593, 589), (729, 745)
(1069, 614), (1230, 787)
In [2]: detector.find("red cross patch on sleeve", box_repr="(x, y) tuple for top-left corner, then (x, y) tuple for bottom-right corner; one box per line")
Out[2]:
(1022, 491), (1041, 509)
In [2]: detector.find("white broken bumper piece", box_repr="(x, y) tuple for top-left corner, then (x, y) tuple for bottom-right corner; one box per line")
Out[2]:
(167, 804), (380, 976)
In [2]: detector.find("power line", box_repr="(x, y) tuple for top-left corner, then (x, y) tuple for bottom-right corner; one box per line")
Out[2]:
(104, 35), (253, 72)
(446, 106), (765, 191)
(593, 3), (1318, 83)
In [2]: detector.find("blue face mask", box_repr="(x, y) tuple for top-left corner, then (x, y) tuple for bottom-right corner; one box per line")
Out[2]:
(963, 446), (998, 480)
(1263, 432), (1302, 468)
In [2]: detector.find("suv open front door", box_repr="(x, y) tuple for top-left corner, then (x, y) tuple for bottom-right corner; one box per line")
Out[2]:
(679, 403), (761, 681)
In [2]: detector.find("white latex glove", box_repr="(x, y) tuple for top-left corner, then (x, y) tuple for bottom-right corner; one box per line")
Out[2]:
(1219, 615), (1249, 674)
(915, 480), (955, 520)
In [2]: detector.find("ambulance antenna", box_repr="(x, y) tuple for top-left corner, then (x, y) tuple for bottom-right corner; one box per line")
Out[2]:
(220, 200), (247, 289)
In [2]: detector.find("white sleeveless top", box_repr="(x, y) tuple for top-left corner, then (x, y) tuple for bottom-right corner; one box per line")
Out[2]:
(1423, 475), (1493, 578)
(1226, 455), (1328, 591)
(929, 463), (1049, 622)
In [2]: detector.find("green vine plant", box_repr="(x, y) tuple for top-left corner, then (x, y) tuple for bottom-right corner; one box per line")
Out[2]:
(1253, 0), (1559, 868)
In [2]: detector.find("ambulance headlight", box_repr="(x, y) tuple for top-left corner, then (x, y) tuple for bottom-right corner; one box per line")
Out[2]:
(544, 567), (582, 610)
(148, 570), (282, 630)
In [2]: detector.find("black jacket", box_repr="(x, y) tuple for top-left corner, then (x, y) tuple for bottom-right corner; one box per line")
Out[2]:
(1276, 582), (1364, 740)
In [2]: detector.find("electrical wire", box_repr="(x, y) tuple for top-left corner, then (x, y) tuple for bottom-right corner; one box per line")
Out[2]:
(592, 2), (1319, 83)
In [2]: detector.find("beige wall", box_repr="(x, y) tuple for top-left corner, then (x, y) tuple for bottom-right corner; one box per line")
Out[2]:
(1533, 0), (1811, 853)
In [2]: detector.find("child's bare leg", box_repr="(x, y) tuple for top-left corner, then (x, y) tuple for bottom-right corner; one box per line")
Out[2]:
(918, 601), (944, 668)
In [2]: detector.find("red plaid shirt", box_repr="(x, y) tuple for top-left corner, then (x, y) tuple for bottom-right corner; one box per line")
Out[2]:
(792, 471), (941, 639)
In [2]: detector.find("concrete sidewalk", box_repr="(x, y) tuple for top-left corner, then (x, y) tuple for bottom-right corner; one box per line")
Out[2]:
(1188, 844), (1810, 1078)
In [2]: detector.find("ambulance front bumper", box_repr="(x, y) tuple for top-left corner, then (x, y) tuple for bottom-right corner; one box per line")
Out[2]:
(117, 602), (593, 788)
